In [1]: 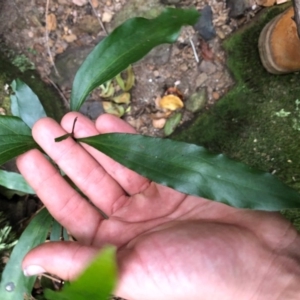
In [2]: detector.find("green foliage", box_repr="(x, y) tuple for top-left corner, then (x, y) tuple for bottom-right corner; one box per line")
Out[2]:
(78, 133), (300, 210)
(0, 116), (38, 165)
(172, 4), (300, 192)
(11, 54), (35, 73)
(0, 8), (200, 299)
(0, 216), (17, 251)
(1, 5), (300, 300)
(0, 170), (35, 194)
(0, 209), (53, 300)
(44, 246), (117, 300)
(71, 8), (200, 111)
(11, 79), (47, 128)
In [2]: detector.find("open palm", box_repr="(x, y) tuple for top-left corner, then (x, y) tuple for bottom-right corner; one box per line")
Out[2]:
(17, 112), (300, 300)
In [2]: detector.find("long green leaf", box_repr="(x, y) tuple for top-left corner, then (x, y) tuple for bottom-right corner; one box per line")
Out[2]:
(0, 170), (35, 194)
(0, 116), (38, 165)
(44, 246), (117, 300)
(0, 208), (53, 300)
(78, 134), (300, 211)
(71, 8), (200, 111)
(11, 79), (47, 128)
(0, 116), (31, 136)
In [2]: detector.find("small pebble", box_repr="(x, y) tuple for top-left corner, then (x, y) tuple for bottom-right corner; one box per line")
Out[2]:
(212, 91), (220, 100)
(102, 11), (113, 23)
(72, 0), (88, 6)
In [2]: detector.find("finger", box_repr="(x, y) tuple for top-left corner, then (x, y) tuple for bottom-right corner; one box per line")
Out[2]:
(17, 149), (102, 244)
(22, 242), (99, 280)
(95, 114), (150, 194)
(62, 113), (150, 195)
(30, 117), (126, 216)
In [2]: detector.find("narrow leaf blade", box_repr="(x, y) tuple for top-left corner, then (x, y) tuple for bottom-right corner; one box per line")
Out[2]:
(45, 246), (117, 300)
(78, 134), (300, 211)
(0, 116), (32, 136)
(0, 116), (38, 165)
(0, 170), (35, 194)
(71, 8), (200, 111)
(11, 79), (47, 128)
(0, 209), (53, 300)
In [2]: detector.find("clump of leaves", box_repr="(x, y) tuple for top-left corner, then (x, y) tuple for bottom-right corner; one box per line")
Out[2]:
(1, 6), (300, 300)
(0, 8), (201, 300)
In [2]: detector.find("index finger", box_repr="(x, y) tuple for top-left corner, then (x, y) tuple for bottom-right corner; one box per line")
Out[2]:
(61, 112), (150, 196)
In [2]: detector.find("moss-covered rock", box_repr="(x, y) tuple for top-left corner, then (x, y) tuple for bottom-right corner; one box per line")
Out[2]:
(171, 4), (300, 224)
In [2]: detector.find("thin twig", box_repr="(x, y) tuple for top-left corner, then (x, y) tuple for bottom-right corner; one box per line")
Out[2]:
(45, 0), (60, 77)
(46, 77), (70, 109)
(88, 0), (108, 35)
(41, 273), (64, 283)
(189, 36), (199, 63)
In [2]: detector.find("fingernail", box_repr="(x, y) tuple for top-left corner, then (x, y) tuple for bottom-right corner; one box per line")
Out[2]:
(23, 265), (46, 277)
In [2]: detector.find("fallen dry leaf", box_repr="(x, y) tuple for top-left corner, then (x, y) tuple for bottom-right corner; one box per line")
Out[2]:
(112, 92), (131, 104)
(46, 13), (57, 31)
(165, 86), (183, 99)
(159, 95), (184, 111)
(200, 40), (214, 61)
(102, 101), (125, 117)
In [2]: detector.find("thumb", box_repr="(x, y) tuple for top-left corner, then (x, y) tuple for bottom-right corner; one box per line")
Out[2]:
(22, 241), (99, 280)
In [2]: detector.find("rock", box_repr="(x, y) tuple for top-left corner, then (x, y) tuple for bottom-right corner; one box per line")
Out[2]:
(145, 44), (172, 65)
(199, 60), (217, 75)
(72, 0), (88, 6)
(180, 63), (188, 72)
(50, 45), (96, 88)
(91, 0), (99, 8)
(164, 112), (182, 136)
(152, 118), (166, 129)
(185, 88), (207, 113)
(80, 100), (104, 120)
(63, 33), (77, 43)
(102, 11), (113, 23)
(77, 15), (101, 35)
(196, 73), (208, 87)
(216, 29), (226, 40)
(193, 5), (216, 41)
(212, 91), (220, 100)
(226, 0), (250, 18)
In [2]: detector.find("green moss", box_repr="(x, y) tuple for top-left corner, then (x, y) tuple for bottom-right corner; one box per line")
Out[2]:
(172, 4), (300, 225)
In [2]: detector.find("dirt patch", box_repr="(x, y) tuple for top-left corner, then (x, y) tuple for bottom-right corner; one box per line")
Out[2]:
(0, 0), (262, 137)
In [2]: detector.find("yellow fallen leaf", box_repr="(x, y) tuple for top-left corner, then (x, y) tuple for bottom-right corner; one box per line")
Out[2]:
(46, 13), (57, 31)
(100, 80), (115, 98)
(159, 95), (184, 111)
(112, 92), (131, 104)
(102, 101), (124, 117)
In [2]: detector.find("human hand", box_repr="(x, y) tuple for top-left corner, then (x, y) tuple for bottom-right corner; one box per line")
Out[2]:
(17, 112), (300, 300)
